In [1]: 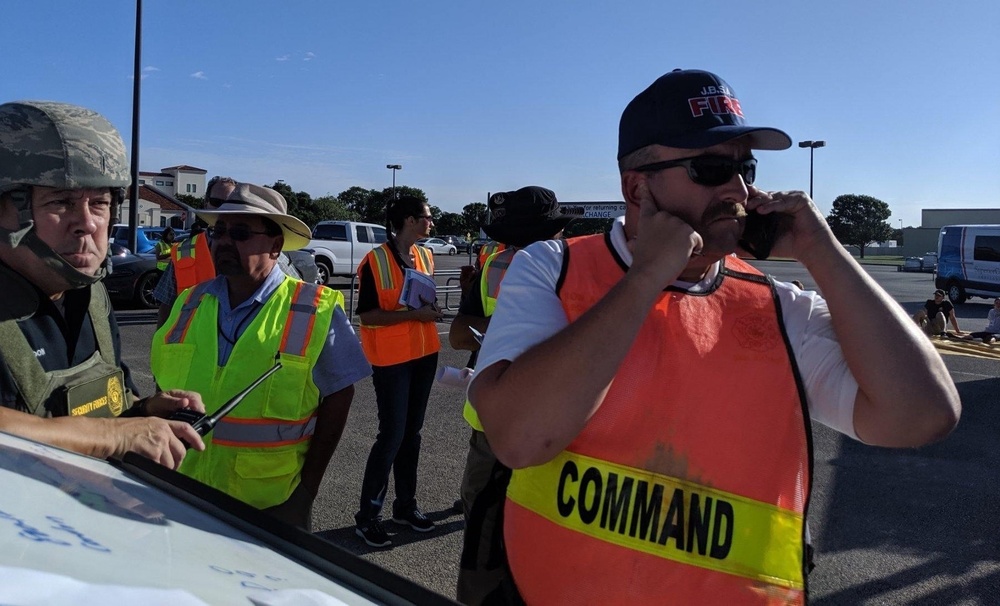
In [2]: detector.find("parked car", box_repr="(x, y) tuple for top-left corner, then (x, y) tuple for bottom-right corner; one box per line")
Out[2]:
(439, 235), (470, 254)
(111, 225), (189, 255)
(286, 248), (322, 284)
(416, 237), (457, 255)
(307, 220), (388, 283)
(103, 244), (161, 309)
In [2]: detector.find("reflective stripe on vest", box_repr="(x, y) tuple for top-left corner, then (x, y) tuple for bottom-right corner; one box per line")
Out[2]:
(358, 243), (441, 366)
(507, 449), (805, 590)
(478, 242), (505, 268)
(212, 415), (318, 447)
(463, 248), (517, 430)
(150, 276), (335, 509)
(370, 245), (396, 293)
(280, 281), (324, 357)
(173, 234), (216, 294)
(480, 248), (515, 318)
(165, 283), (212, 344)
(503, 234), (809, 604)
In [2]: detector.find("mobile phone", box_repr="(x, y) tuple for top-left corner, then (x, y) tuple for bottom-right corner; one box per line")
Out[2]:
(739, 210), (782, 260)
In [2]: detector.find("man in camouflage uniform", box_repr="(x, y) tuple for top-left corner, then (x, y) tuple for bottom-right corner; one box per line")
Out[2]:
(0, 100), (205, 468)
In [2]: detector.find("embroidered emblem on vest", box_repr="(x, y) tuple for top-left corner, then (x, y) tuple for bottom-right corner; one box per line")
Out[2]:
(731, 313), (780, 352)
(107, 375), (125, 416)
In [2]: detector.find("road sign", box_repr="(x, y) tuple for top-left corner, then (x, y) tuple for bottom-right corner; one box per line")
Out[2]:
(558, 202), (626, 219)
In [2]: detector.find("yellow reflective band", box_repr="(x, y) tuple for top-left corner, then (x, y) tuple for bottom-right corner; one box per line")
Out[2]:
(507, 450), (805, 590)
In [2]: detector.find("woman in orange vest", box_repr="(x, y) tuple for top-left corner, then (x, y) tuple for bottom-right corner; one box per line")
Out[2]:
(354, 195), (442, 548)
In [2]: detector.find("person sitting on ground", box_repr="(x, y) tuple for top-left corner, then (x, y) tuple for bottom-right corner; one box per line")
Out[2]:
(913, 289), (963, 336)
(965, 298), (1000, 343)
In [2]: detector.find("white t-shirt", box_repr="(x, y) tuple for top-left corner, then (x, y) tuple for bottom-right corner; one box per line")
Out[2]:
(471, 217), (860, 439)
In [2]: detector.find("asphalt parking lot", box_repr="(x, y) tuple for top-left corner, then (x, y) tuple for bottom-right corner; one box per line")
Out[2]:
(115, 255), (1000, 604)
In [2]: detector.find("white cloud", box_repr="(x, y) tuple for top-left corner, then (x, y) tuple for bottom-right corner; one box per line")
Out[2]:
(303, 52), (315, 61)
(276, 54), (290, 62)
(143, 66), (160, 73)
(190, 71), (207, 80)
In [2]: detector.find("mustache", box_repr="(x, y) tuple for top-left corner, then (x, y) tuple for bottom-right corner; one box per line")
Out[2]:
(704, 203), (747, 223)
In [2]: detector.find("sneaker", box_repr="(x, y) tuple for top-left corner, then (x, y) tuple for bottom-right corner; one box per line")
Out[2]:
(355, 519), (392, 548)
(392, 507), (435, 532)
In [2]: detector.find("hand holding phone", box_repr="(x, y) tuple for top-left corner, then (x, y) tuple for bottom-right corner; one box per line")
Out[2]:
(739, 210), (782, 260)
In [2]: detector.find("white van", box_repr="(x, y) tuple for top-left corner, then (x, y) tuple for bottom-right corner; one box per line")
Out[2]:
(307, 220), (387, 283)
(935, 224), (1000, 304)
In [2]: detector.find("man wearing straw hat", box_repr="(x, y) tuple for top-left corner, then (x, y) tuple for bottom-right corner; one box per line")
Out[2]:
(151, 183), (371, 529)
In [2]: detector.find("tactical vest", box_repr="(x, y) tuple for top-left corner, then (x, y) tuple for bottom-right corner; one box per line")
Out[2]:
(172, 233), (215, 294)
(150, 276), (337, 509)
(463, 247), (516, 431)
(358, 243), (440, 367)
(0, 264), (130, 418)
(503, 234), (812, 605)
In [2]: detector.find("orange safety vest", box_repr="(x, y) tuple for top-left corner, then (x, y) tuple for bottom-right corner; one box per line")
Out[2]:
(478, 242), (506, 269)
(172, 233), (215, 294)
(358, 243), (441, 367)
(504, 234), (811, 605)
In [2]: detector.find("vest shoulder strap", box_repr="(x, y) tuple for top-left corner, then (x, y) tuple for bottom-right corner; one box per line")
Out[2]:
(88, 282), (117, 367)
(369, 245), (396, 291)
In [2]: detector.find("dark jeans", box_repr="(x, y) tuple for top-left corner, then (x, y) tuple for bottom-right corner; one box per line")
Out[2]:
(355, 352), (438, 525)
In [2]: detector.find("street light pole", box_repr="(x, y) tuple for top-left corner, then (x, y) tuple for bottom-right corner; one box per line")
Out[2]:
(386, 164), (402, 199)
(797, 140), (826, 199)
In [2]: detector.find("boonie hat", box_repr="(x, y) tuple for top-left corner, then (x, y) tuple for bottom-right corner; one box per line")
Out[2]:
(482, 186), (571, 248)
(618, 69), (792, 159)
(197, 183), (311, 251)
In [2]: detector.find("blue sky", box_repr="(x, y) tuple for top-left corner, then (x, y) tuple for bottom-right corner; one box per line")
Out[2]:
(3, 0), (997, 227)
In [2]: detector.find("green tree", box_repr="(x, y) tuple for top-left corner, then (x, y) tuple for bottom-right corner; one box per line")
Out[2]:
(462, 202), (488, 235)
(337, 186), (383, 224)
(313, 195), (357, 222)
(434, 212), (466, 236)
(826, 194), (894, 258)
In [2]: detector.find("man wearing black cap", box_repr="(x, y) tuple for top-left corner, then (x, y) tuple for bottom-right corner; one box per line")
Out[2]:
(449, 186), (569, 605)
(468, 69), (960, 603)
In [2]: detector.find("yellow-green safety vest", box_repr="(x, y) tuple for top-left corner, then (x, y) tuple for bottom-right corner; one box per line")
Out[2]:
(150, 276), (338, 509)
(463, 247), (517, 431)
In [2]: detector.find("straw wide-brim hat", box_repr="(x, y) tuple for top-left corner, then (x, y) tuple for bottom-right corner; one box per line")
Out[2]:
(196, 182), (311, 251)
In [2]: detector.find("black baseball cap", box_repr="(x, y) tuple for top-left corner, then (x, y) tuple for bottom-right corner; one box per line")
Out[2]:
(617, 69), (792, 160)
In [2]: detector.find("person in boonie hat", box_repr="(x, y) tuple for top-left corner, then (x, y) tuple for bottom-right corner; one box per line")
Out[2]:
(151, 182), (372, 530)
(465, 68), (961, 604)
(451, 184), (570, 603)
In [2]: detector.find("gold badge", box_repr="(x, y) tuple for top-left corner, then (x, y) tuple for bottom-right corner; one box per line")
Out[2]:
(107, 375), (124, 416)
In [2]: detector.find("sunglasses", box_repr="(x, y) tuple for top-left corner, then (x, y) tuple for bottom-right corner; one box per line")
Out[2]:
(208, 224), (269, 242)
(632, 155), (757, 187)
(208, 197), (228, 208)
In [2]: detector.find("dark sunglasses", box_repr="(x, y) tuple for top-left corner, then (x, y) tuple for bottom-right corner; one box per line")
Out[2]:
(208, 224), (269, 242)
(632, 155), (757, 187)
(208, 197), (228, 208)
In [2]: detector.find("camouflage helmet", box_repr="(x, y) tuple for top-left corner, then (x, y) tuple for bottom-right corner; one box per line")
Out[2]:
(0, 100), (130, 195)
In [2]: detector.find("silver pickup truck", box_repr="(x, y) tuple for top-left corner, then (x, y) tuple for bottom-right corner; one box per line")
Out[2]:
(307, 220), (387, 284)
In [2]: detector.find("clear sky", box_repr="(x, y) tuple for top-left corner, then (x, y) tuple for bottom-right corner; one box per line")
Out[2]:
(3, 0), (997, 227)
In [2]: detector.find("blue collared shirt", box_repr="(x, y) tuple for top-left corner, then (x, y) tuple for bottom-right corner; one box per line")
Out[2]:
(204, 264), (371, 397)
